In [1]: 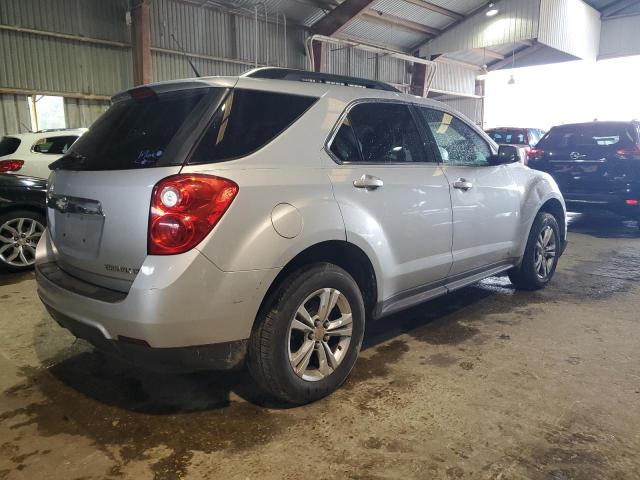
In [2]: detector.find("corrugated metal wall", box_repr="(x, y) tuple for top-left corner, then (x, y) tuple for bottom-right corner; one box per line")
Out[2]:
(430, 62), (477, 97)
(538, 0), (600, 61)
(0, 0), (132, 97)
(150, 0), (307, 82)
(323, 47), (409, 90)
(419, 0), (541, 56)
(64, 98), (109, 129)
(599, 14), (640, 60)
(435, 95), (483, 126)
(0, 94), (31, 136)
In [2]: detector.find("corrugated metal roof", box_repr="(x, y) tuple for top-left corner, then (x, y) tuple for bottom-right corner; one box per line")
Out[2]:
(584, 0), (640, 13)
(419, 0), (487, 15)
(195, 0), (328, 27)
(339, 17), (428, 50)
(371, 0), (456, 30)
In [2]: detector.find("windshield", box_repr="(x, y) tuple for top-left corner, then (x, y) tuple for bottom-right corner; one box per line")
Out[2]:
(0, 136), (21, 157)
(51, 88), (225, 171)
(487, 129), (527, 145)
(539, 123), (636, 149)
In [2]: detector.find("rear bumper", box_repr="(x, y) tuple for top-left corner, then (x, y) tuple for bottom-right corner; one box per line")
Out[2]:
(36, 231), (280, 369)
(46, 306), (247, 371)
(563, 192), (640, 217)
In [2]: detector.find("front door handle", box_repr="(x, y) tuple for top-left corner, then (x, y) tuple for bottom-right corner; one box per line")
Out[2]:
(353, 174), (384, 190)
(453, 178), (473, 191)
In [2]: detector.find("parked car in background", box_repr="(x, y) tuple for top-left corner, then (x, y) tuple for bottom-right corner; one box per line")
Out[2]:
(486, 127), (545, 162)
(0, 174), (47, 271)
(35, 68), (566, 404)
(528, 121), (640, 221)
(0, 129), (86, 179)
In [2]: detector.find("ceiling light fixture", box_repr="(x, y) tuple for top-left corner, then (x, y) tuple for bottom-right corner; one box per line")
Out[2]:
(486, 3), (499, 16)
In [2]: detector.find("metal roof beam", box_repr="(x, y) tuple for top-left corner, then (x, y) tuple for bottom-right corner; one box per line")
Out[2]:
(310, 0), (375, 35)
(363, 10), (441, 36)
(399, 0), (464, 20)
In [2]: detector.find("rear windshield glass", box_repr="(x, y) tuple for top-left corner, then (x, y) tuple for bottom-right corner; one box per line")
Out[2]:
(188, 89), (317, 164)
(51, 88), (220, 171)
(487, 129), (527, 145)
(540, 124), (636, 149)
(0, 136), (21, 156)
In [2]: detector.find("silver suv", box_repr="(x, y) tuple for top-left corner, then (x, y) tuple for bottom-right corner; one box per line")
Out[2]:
(36, 68), (566, 404)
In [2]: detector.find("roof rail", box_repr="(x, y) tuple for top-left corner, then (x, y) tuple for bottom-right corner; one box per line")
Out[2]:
(242, 67), (400, 92)
(35, 128), (86, 133)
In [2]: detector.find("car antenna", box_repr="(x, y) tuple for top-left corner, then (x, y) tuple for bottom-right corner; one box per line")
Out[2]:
(170, 33), (201, 78)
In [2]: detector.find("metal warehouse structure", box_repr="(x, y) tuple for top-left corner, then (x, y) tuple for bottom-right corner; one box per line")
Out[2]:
(1, 0), (639, 134)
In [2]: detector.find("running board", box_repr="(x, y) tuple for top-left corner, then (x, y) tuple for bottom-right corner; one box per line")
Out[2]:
(374, 261), (515, 319)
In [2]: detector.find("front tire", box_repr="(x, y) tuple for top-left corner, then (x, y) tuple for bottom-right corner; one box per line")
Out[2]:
(509, 212), (560, 290)
(247, 263), (365, 405)
(0, 210), (45, 272)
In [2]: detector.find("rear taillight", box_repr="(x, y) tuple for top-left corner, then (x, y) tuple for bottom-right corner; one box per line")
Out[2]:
(0, 159), (24, 172)
(527, 148), (544, 160)
(616, 145), (640, 159)
(148, 174), (239, 255)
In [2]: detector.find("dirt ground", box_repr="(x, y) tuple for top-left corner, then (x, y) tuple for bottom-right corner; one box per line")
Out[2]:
(0, 213), (639, 480)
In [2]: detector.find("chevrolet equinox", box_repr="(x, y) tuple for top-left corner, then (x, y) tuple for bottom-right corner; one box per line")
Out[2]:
(36, 68), (567, 404)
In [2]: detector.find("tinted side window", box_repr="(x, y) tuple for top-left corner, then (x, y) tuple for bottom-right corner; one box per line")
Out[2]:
(33, 135), (78, 154)
(330, 117), (362, 162)
(0, 136), (21, 156)
(347, 103), (427, 163)
(419, 108), (490, 166)
(189, 89), (317, 164)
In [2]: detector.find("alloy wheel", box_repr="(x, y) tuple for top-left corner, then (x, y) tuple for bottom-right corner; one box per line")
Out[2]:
(534, 225), (556, 279)
(287, 288), (353, 382)
(0, 217), (44, 267)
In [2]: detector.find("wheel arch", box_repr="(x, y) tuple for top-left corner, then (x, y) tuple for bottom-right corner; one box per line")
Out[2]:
(256, 240), (378, 322)
(538, 197), (566, 246)
(0, 205), (46, 222)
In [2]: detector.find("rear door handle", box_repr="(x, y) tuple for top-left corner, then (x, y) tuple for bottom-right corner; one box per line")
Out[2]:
(353, 174), (384, 190)
(453, 178), (473, 191)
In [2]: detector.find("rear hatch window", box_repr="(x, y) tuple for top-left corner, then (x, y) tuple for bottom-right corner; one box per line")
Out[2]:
(0, 136), (21, 156)
(487, 129), (527, 145)
(51, 88), (225, 171)
(539, 123), (636, 150)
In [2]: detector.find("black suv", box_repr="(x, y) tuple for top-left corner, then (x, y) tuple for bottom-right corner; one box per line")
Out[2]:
(528, 121), (640, 220)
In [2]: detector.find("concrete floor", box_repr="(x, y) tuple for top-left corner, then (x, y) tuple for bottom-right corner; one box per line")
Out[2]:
(1, 213), (639, 480)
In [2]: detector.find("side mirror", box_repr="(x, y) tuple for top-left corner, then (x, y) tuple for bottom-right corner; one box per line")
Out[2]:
(489, 145), (523, 165)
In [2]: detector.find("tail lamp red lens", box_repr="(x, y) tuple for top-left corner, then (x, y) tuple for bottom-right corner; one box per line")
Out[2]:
(616, 145), (640, 159)
(148, 174), (238, 255)
(527, 148), (544, 160)
(0, 159), (24, 172)
(625, 199), (639, 205)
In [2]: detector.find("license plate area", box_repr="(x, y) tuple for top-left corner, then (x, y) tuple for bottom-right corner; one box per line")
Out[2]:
(48, 195), (105, 259)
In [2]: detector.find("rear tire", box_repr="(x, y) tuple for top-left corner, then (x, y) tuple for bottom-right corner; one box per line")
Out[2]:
(509, 212), (560, 291)
(0, 210), (45, 272)
(247, 263), (365, 405)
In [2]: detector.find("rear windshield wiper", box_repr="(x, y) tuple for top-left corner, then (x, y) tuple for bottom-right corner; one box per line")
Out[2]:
(49, 150), (87, 171)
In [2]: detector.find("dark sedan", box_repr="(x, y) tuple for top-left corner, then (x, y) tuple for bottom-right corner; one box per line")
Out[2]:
(0, 174), (47, 271)
(528, 121), (640, 221)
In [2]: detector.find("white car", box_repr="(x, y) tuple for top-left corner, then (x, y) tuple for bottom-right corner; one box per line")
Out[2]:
(0, 129), (86, 179)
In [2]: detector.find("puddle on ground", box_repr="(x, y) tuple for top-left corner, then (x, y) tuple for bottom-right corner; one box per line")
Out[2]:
(1, 352), (294, 479)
